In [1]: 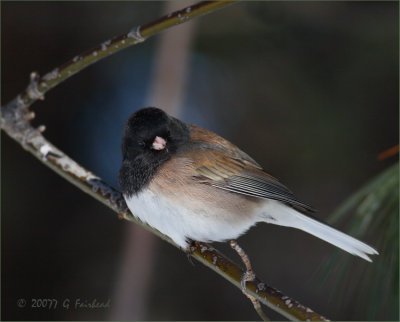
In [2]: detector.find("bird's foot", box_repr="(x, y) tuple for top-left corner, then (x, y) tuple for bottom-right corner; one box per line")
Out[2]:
(184, 240), (196, 266)
(241, 269), (256, 293)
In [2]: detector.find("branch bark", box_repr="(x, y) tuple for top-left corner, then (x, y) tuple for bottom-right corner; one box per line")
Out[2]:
(1, 2), (329, 321)
(4, 1), (235, 110)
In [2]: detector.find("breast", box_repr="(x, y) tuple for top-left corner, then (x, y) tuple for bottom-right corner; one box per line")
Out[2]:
(138, 155), (263, 248)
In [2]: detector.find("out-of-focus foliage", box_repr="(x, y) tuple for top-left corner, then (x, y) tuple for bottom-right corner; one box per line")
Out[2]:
(319, 162), (399, 320)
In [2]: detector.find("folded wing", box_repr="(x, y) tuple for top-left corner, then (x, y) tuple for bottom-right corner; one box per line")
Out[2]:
(189, 148), (315, 213)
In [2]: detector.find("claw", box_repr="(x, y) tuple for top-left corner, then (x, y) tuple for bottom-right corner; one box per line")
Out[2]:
(241, 270), (256, 293)
(186, 252), (195, 266)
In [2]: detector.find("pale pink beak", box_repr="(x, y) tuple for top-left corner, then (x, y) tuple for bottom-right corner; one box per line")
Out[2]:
(152, 136), (166, 150)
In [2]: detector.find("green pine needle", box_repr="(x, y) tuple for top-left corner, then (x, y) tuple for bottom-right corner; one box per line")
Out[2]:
(317, 162), (398, 320)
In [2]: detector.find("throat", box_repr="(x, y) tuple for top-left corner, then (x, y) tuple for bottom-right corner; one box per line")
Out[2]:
(119, 155), (169, 197)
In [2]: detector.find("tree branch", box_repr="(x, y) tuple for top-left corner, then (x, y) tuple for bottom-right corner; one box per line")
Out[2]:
(1, 2), (329, 321)
(5, 1), (235, 110)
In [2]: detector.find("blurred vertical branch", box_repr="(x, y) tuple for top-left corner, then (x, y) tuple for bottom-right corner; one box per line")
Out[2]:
(110, 1), (198, 319)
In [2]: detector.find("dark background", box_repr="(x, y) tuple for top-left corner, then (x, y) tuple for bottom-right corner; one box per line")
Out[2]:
(2, 1), (398, 321)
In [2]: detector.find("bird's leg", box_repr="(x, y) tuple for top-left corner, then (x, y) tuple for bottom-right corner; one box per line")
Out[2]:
(230, 239), (255, 292)
(230, 240), (269, 321)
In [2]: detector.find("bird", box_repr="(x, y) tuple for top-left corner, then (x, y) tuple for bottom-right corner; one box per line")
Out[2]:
(118, 107), (378, 262)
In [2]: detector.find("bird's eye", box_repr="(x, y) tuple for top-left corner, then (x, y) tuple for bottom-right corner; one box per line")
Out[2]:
(138, 141), (146, 147)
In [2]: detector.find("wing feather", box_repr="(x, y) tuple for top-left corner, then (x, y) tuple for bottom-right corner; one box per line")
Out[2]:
(189, 149), (314, 212)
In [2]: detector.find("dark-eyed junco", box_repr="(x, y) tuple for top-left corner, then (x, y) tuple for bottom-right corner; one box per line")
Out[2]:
(119, 107), (378, 261)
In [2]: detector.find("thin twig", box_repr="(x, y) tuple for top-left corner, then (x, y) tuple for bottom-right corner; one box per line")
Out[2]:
(1, 2), (329, 321)
(5, 1), (235, 111)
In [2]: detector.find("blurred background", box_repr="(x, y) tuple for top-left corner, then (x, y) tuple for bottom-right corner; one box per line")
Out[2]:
(2, 1), (398, 320)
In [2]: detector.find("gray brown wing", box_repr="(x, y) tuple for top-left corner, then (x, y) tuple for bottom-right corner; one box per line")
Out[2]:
(191, 149), (315, 213)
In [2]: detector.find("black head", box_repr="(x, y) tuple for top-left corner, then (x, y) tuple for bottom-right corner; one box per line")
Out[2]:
(121, 107), (189, 160)
(119, 107), (189, 195)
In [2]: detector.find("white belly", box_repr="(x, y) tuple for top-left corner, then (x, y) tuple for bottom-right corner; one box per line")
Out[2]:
(124, 189), (256, 249)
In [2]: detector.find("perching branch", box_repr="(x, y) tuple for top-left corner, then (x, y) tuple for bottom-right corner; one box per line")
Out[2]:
(1, 2), (329, 321)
